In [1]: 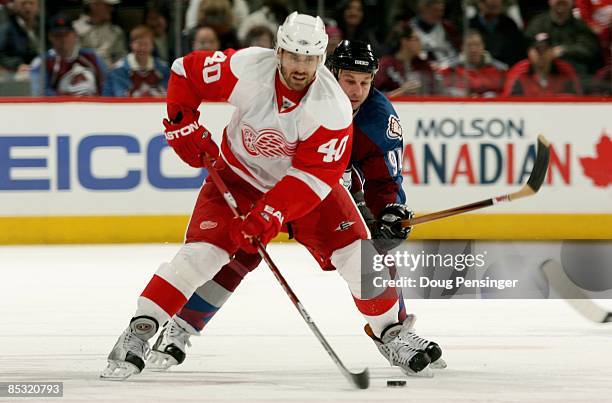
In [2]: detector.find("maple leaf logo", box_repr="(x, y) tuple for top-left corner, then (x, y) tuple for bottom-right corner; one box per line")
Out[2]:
(579, 134), (612, 187)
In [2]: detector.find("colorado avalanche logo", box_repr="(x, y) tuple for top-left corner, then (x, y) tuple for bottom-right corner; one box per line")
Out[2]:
(386, 115), (403, 140)
(242, 124), (298, 158)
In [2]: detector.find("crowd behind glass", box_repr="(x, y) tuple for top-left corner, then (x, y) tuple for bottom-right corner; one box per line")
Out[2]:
(0, 0), (609, 97)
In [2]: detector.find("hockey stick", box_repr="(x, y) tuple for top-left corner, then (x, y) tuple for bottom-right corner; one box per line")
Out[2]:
(541, 259), (612, 324)
(201, 155), (370, 389)
(402, 135), (551, 227)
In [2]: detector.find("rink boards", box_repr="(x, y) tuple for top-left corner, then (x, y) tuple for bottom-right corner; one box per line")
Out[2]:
(0, 97), (610, 243)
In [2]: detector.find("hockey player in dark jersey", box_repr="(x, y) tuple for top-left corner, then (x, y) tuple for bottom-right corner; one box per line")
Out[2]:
(148, 40), (444, 374)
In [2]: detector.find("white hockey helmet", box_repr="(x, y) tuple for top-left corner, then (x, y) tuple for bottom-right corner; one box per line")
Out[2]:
(276, 12), (328, 63)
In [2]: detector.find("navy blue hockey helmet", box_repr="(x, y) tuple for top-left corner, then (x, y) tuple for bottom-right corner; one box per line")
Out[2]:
(328, 40), (379, 77)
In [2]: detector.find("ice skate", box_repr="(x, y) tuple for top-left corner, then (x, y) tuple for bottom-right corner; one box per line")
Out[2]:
(100, 316), (158, 380)
(398, 314), (446, 369)
(366, 315), (441, 377)
(148, 316), (197, 371)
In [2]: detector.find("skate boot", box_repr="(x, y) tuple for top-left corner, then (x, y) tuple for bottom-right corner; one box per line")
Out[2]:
(148, 316), (198, 371)
(100, 316), (158, 380)
(366, 316), (440, 377)
(396, 314), (446, 369)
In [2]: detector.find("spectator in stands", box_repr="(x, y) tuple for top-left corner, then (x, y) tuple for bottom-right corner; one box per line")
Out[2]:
(439, 30), (508, 97)
(375, 25), (437, 96)
(237, 0), (287, 44)
(335, 0), (380, 54)
(73, 0), (126, 66)
(517, 0), (549, 26)
(192, 25), (220, 51)
(30, 14), (107, 96)
(241, 24), (275, 48)
(503, 32), (582, 96)
(408, 0), (461, 68)
(574, 0), (611, 71)
(596, 23), (610, 74)
(103, 25), (169, 97)
(589, 64), (611, 94)
(0, 4), (7, 46)
(469, 0), (526, 66)
(525, 0), (601, 75)
(194, 0), (239, 49)
(144, 1), (171, 62)
(186, 0), (250, 32)
(0, 0), (39, 74)
(325, 21), (343, 58)
(574, 0), (611, 34)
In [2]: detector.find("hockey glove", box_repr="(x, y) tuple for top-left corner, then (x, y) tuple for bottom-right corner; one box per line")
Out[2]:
(163, 107), (218, 168)
(353, 190), (378, 231)
(373, 203), (413, 252)
(231, 201), (284, 254)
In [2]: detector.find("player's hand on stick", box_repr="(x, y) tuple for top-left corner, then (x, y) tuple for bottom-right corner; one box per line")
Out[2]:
(231, 201), (283, 253)
(163, 107), (219, 168)
(373, 203), (413, 251)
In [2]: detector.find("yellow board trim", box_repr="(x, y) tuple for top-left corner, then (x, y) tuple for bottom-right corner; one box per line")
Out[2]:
(0, 214), (611, 245)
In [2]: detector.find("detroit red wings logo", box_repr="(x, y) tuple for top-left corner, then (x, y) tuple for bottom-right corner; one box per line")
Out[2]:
(241, 124), (298, 158)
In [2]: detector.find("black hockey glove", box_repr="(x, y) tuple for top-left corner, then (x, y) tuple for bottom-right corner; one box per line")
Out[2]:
(373, 203), (413, 252)
(352, 191), (378, 230)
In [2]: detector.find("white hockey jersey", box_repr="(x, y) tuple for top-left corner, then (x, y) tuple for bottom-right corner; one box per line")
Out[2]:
(167, 47), (354, 221)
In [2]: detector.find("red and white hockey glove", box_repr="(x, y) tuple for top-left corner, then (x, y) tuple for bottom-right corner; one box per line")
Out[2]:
(163, 107), (218, 168)
(231, 201), (284, 253)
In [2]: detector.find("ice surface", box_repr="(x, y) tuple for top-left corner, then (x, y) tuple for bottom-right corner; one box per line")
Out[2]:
(1, 243), (611, 402)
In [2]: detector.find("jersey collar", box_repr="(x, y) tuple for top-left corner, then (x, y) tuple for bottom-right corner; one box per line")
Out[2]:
(275, 71), (311, 114)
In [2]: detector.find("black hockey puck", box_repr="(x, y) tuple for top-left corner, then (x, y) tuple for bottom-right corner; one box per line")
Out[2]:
(387, 380), (406, 387)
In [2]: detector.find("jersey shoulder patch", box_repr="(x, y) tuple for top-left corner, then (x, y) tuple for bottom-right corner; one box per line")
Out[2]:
(386, 114), (403, 140)
(229, 47), (277, 81)
(302, 66), (353, 131)
(355, 88), (403, 147)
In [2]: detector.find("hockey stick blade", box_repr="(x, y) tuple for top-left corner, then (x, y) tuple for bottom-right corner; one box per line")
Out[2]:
(350, 368), (370, 389)
(202, 155), (370, 389)
(541, 259), (612, 324)
(524, 135), (550, 194)
(403, 135), (551, 227)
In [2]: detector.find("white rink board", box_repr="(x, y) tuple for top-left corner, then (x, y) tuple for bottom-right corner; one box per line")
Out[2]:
(0, 102), (232, 216)
(0, 100), (610, 216)
(393, 102), (612, 213)
(0, 243), (611, 401)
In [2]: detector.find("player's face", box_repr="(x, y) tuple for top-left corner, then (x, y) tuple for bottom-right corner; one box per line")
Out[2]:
(337, 70), (373, 111)
(279, 50), (319, 91)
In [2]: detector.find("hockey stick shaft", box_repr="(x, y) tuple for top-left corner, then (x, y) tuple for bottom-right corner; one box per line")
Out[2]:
(402, 135), (551, 228)
(201, 155), (370, 389)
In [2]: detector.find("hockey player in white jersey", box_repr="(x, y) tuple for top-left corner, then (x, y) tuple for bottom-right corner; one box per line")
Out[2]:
(101, 12), (438, 380)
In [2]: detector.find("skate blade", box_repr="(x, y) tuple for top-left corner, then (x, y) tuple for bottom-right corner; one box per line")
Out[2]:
(100, 360), (141, 380)
(400, 364), (434, 378)
(147, 351), (179, 371)
(431, 358), (447, 369)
